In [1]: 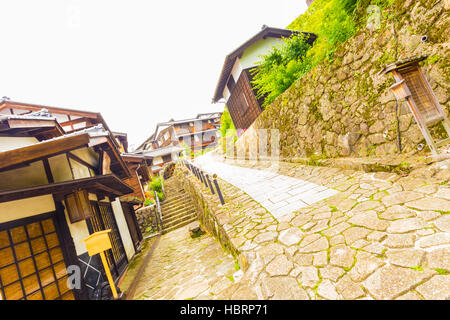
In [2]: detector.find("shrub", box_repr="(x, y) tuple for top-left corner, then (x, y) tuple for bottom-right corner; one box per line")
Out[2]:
(149, 176), (163, 193)
(219, 106), (235, 137)
(218, 106), (237, 153)
(252, 0), (362, 107)
(156, 191), (164, 202)
(144, 198), (154, 206)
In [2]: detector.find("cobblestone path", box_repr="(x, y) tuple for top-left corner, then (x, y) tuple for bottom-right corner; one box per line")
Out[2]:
(132, 227), (237, 300)
(195, 154), (338, 220)
(191, 153), (450, 300)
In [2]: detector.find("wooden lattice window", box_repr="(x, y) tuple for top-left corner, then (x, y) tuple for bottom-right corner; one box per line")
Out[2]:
(0, 215), (75, 300)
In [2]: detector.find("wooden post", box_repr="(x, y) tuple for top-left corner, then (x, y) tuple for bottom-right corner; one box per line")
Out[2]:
(99, 251), (118, 299)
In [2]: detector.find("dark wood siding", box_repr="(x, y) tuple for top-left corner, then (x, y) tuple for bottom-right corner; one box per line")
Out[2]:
(227, 68), (262, 130)
(122, 164), (144, 200)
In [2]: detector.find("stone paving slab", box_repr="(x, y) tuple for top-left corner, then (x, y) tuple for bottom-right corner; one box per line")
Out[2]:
(195, 153), (339, 220)
(132, 226), (237, 300)
(180, 154), (450, 300)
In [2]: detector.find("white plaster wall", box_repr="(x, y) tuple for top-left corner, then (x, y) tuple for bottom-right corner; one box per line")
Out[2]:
(64, 192), (99, 256)
(223, 86), (231, 101)
(69, 158), (91, 179)
(0, 160), (48, 191)
(48, 154), (73, 182)
(153, 156), (163, 165)
(111, 198), (135, 260)
(0, 136), (38, 152)
(70, 147), (99, 167)
(64, 209), (91, 255)
(239, 37), (282, 69)
(0, 195), (55, 224)
(230, 57), (243, 83)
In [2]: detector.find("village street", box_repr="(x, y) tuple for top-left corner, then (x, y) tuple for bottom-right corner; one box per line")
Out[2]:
(131, 227), (237, 300)
(129, 152), (450, 300)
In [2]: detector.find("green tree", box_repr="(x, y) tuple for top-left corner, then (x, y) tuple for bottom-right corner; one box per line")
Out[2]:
(218, 106), (237, 153)
(219, 106), (235, 137)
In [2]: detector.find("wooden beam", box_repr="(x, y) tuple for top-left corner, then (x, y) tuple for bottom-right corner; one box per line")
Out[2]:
(0, 133), (90, 170)
(60, 117), (94, 128)
(0, 101), (100, 119)
(0, 174), (133, 203)
(92, 183), (121, 196)
(67, 151), (98, 172)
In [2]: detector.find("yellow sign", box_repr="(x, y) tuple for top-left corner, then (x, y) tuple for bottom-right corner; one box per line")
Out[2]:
(83, 230), (112, 256)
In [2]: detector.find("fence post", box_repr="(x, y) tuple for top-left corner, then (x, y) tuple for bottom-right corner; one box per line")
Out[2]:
(212, 174), (225, 205)
(205, 174), (215, 194)
(200, 170), (209, 189)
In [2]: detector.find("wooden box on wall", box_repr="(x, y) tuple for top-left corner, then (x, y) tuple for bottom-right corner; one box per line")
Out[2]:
(64, 190), (93, 223)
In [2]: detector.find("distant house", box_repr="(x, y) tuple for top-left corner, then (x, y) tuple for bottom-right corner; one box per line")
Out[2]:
(135, 112), (222, 159)
(132, 145), (183, 175)
(0, 99), (143, 300)
(212, 26), (316, 133)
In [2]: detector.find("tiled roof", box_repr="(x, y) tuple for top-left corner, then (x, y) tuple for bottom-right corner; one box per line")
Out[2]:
(0, 108), (56, 121)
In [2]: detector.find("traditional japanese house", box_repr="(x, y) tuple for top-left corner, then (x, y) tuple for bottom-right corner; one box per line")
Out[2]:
(132, 145), (183, 175)
(120, 153), (152, 200)
(0, 98), (112, 134)
(136, 112), (222, 156)
(212, 26), (316, 134)
(0, 101), (143, 300)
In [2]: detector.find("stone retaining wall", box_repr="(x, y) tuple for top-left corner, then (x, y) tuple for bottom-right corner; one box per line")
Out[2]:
(235, 0), (449, 159)
(135, 205), (158, 234)
(175, 166), (279, 271)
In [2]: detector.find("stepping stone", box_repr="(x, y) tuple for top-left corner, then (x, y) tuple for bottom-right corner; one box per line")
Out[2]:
(188, 221), (202, 238)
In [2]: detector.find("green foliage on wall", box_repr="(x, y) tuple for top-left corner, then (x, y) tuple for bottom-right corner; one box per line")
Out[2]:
(251, 33), (312, 107)
(252, 0), (365, 107)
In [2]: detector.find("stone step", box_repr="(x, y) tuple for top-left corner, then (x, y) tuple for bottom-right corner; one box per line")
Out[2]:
(162, 205), (196, 219)
(160, 198), (188, 209)
(162, 201), (193, 214)
(162, 212), (197, 229)
(163, 209), (196, 225)
(162, 217), (198, 234)
(161, 196), (190, 207)
(162, 193), (188, 203)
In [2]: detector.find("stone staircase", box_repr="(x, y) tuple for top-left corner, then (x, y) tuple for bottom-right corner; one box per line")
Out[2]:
(160, 177), (197, 234)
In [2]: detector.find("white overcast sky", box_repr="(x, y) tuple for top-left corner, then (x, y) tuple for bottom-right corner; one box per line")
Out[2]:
(0, 0), (307, 150)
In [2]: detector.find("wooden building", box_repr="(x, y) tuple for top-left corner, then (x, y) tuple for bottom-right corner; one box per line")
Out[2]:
(136, 112), (221, 157)
(0, 100), (143, 300)
(132, 145), (183, 175)
(212, 26), (316, 133)
(120, 153), (152, 201)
